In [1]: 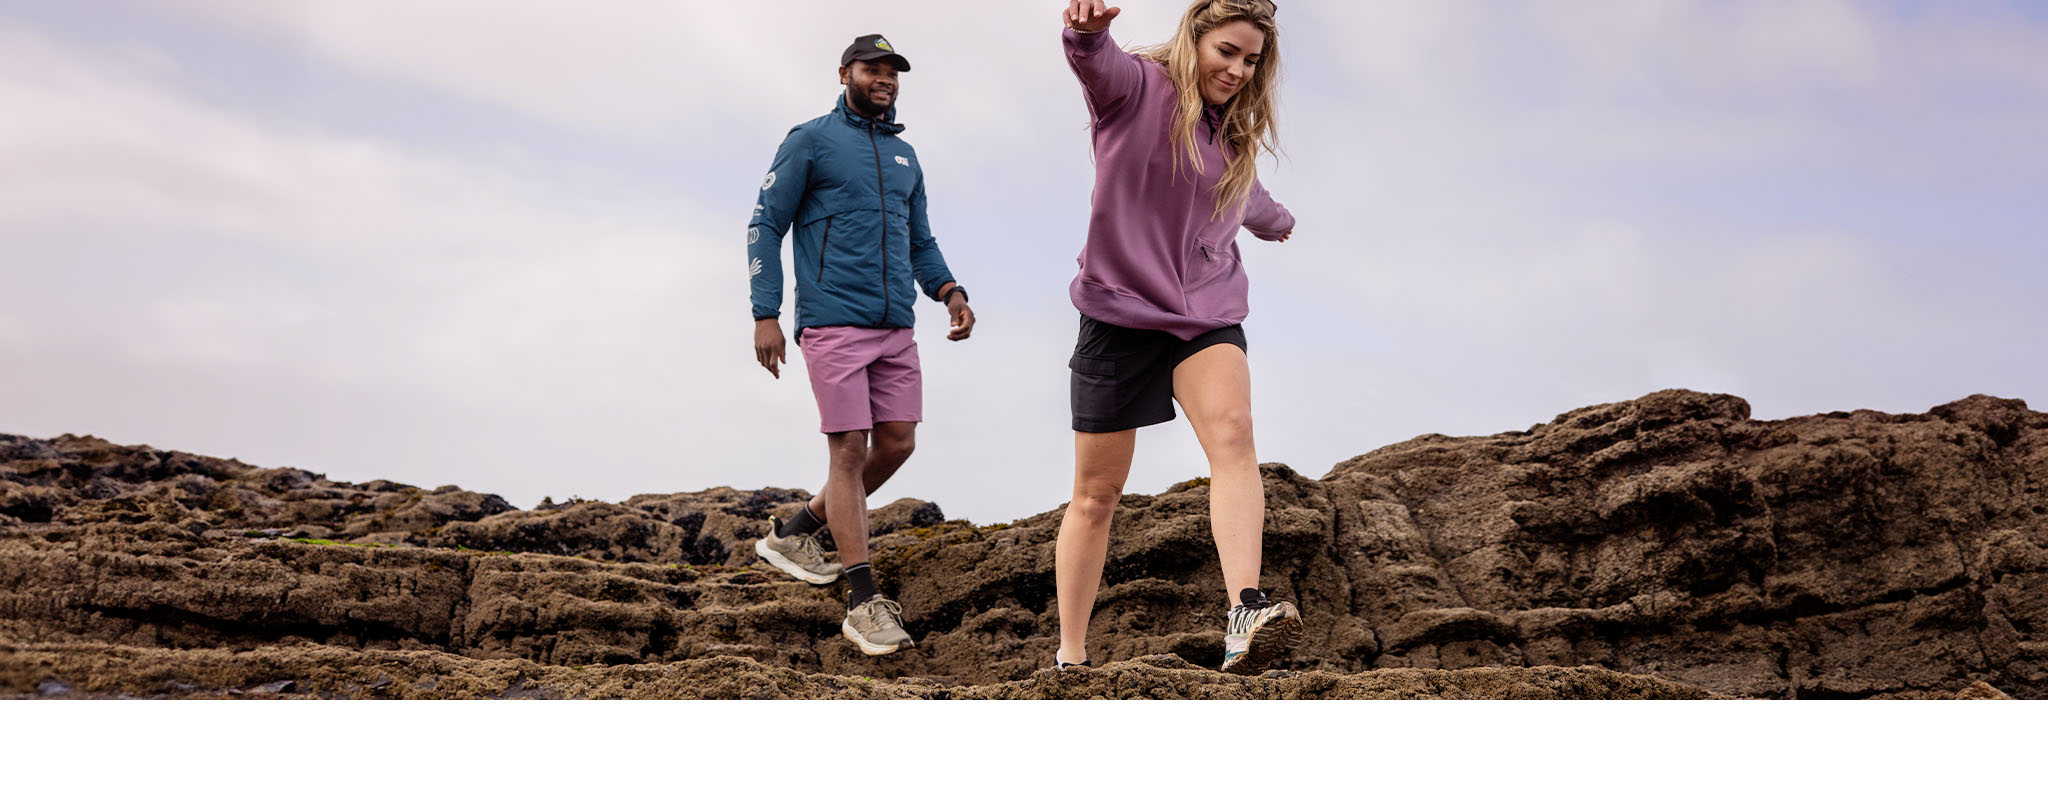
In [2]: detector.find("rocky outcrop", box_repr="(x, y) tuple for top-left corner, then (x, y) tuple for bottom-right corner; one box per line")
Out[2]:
(0, 642), (1711, 700)
(2, 389), (2042, 699)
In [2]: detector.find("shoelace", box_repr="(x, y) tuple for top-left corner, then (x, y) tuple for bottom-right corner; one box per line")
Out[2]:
(862, 598), (904, 627)
(1227, 602), (1274, 635)
(790, 533), (826, 564)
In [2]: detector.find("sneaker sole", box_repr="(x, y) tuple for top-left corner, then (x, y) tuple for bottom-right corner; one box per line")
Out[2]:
(1221, 604), (1303, 676)
(754, 538), (840, 585)
(841, 620), (911, 656)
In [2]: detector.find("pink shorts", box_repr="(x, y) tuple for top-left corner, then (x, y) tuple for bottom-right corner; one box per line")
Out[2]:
(799, 326), (923, 434)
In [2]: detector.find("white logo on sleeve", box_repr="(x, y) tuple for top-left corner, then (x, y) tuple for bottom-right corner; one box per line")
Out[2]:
(748, 228), (760, 245)
(748, 257), (763, 277)
(761, 172), (777, 190)
(753, 203), (764, 218)
(894, 156), (910, 167)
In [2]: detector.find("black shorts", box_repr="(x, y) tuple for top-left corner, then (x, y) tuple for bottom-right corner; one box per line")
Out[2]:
(1069, 314), (1248, 433)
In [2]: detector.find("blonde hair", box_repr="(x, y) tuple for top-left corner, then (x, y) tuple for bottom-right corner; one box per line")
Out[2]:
(1136, 0), (1281, 217)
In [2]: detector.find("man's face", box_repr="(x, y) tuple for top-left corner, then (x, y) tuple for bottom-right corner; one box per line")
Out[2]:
(840, 59), (899, 117)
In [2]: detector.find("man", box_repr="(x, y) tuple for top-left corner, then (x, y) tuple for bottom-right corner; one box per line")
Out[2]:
(746, 34), (975, 656)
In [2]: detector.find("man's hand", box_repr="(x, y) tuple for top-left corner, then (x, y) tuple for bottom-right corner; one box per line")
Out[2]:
(947, 294), (976, 341)
(754, 318), (787, 378)
(1064, 0), (1120, 33)
(1277, 228), (1293, 242)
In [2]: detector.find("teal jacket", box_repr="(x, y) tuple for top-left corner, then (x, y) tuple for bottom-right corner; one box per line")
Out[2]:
(748, 96), (955, 335)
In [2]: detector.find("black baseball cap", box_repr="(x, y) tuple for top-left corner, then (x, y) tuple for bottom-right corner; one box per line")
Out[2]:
(841, 33), (911, 72)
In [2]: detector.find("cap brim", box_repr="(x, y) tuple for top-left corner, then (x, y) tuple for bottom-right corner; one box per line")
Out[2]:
(848, 53), (911, 72)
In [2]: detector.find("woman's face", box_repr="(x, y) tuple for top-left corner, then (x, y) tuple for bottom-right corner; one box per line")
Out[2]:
(1195, 19), (1264, 106)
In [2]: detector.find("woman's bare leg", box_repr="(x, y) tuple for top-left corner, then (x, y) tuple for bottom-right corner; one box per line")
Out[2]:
(1053, 429), (1137, 664)
(1172, 343), (1263, 609)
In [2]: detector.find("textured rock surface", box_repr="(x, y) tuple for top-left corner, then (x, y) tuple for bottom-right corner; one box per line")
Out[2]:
(0, 642), (1710, 700)
(3, 389), (2041, 699)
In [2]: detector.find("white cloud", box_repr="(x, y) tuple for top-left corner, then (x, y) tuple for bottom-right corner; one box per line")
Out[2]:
(1525, 0), (1881, 94)
(0, 312), (27, 350)
(143, 0), (1095, 154)
(0, 21), (748, 499)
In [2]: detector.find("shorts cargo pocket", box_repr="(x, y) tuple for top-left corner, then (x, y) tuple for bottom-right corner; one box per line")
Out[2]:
(1069, 354), (1120, 423)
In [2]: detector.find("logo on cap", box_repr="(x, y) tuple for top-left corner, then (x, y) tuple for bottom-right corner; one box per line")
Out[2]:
(874, 38), (893, 52)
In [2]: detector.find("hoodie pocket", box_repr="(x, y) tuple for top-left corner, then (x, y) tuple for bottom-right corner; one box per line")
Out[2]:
(1186, 234), (1249, 319)
(1192, 234), (1240, 286)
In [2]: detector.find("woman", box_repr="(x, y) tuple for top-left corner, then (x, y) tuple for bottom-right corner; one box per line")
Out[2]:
(1054, 0), (1300, 675)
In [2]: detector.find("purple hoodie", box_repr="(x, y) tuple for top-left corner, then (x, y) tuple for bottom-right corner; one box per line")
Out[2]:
(1063, 27), (1295, 341)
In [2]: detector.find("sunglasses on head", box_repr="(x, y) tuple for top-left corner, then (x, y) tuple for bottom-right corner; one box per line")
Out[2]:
(1216, 0), (1278, 16)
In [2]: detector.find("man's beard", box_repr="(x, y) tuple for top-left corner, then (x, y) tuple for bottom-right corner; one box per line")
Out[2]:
(846, 86), (892, 118)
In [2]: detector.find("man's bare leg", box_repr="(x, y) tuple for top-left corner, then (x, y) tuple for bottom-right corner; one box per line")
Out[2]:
(806, 421), (916, 520)
(818, 430), (871, 566)
(815, 427), (915, 655)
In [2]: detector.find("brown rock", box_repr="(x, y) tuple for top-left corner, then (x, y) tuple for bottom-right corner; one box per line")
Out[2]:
(1952, 681), (2012, 700)
(3, 389), (2045, 699)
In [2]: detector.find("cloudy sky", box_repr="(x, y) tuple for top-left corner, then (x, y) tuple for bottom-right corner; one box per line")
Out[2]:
(4, 0), (2044, 525)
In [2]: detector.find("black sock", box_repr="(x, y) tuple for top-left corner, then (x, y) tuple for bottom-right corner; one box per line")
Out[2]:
(1238, 587), (1269, 608)
(844, 563), (877, 610)
(782, 503), (824, 537)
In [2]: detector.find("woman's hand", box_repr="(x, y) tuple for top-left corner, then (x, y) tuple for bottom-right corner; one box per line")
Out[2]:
(1064, 0), (1120, 33)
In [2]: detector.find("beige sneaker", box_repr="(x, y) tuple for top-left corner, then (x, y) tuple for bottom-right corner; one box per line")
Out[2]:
(842, 595), (915, 656)
(754, 519), (842, 585)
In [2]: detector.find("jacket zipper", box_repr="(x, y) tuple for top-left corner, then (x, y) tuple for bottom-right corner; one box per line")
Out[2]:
(868, 124), (889, 328)
(817, 217), (832, 282)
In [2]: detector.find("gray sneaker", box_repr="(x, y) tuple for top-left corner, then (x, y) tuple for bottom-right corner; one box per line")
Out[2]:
(754, 519), (842, 585)
(842, 595), (915, 656)
(1220, 594), (1302, 675)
